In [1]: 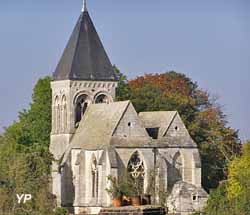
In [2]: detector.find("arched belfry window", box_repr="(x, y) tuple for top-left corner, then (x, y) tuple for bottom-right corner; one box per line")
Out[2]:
(91, 154), (98, 198)
(75, 94), (89, 127)
(95, 94), (109, 104)
(62, 95), (67, 132)
(173, 152), (183, 181)
(127, 151), (145, 194)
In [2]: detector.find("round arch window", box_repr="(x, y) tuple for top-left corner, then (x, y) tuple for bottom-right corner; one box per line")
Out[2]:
(75, 94), (89, 127)
(95, 94), (109, 104)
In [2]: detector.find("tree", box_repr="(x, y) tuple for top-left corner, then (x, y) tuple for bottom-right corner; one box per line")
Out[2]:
(227, 141), (250, 199)
(3, 76), (52, 148)
(0, 77), (58, 215)
(128, 72), (199, 122)
(205, 141), (250, 215)
(204, 182), (230, 215)
(113, 65), (130, 101)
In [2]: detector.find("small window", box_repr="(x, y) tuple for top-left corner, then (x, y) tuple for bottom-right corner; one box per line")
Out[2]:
(192, 195), (197, 201)
(146, 127), (159, 139)
(175, 126), (179, 131)
(95, 94), (109, 104)
(128, 122), (132, 127)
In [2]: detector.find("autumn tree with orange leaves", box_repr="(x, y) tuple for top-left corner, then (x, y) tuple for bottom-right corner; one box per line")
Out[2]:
(114, 68), (241, 191)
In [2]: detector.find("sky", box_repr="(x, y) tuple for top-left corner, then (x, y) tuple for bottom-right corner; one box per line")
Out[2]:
(0, 0), (249, 141)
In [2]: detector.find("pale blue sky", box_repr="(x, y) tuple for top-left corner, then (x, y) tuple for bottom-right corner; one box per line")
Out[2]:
(0, 0), (249, 140)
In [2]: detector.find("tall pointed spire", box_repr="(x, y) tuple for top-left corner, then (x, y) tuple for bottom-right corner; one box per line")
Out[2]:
(82, 0), (87, 12)
(53, 2), (118, 81)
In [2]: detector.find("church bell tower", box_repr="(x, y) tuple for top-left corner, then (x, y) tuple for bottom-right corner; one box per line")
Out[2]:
(50, 0), (118, 205)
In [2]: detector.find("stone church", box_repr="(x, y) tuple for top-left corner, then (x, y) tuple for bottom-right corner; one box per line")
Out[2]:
(49, 2), (208, 215)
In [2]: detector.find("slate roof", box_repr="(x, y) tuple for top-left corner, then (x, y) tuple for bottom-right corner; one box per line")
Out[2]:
(61, 103), (198, 164)
(53, 10), (118, 81)
(70, 101), (130, 150)
(138, 111), (177, 137)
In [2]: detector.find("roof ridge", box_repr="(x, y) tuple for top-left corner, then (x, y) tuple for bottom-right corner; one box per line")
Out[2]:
(139, 110), (177, 114)
(68, 13), (83, 79)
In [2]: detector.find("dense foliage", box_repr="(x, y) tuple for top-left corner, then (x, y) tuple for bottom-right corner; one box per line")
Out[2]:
(115, 70), (241, 190)
(204, 141), (250, 215)
(0, 77), (66, 215)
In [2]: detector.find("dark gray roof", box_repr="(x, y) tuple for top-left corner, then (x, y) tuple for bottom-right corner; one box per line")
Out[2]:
(53, 11), (118, 81)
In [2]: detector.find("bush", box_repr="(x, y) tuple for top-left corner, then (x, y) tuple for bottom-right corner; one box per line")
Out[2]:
(53, 208), (69, 215)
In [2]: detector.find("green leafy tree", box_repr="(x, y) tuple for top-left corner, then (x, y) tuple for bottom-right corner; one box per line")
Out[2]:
(0, 77), (59, 215)
(24, 76), (52, 147)
(205, 141), (250, 215)
(204, 182), (230, 215)
(3, 76), (52, 148)
(113, 65), (130, 101)
(227, 141), (250, 199)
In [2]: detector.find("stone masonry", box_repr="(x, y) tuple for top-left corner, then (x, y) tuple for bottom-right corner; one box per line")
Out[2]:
(49, 3), (208, 215)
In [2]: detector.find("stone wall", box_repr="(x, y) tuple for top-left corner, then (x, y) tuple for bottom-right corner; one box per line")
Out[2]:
(113, 103), (149, 139)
